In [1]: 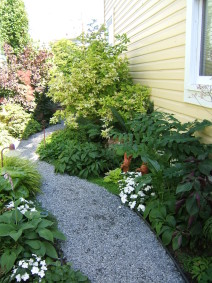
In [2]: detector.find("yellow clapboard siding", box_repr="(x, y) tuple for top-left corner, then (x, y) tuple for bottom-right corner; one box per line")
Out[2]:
(133, 78), (184, 92)
(116, 0), (186, 37)
(151, 88), (184, 102)
(127, 33), (185, 58)
(104, 0), (114, 13)
(127, 21), (186, 54)
(129, 58), (185, 72)
(128, 8), (186, 45)
(153, 97), (212, 121)
(115, 0), (159, 32)
(130, 69), (184, 80)
(115, 0), (141, 23)
(128, 45), (186, 64)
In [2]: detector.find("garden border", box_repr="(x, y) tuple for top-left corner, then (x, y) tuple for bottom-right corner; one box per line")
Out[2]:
(135, 211), (190, 283)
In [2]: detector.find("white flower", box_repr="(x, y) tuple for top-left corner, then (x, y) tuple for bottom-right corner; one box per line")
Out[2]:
(144, 185), (151, 191)
(33, 261), (38, 266)
(5, 201), (14, 209)
(20, 209), (27, 214)
(12, 268), (17, 274)
(31, 266), (39, 274)
(31, 207), (37, 212)
(129, 201), (136, 209)
(29, 200), (34, 204)
(40, 260), (46, 266)
(15, 274), (21, 282)
(18, 260), (24, 266)
(137, 204), (145, 212)
(41, 265), (47, 271)
(20, 197), (26, 202)
(138, 191), (145, 197)
(130, 194), (138, 199)
(121, 194), (128, 204)
(24, 204), (29, 209)
(38, 269), (45, 278)
(36, 257), (41, 262)
(21, 272), (29, 281)
(22, 262), (28, 268)
(29, 258), (34, 265)
(151, 192), (156, 196)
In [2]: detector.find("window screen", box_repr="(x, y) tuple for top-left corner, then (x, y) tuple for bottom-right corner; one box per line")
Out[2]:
(200, 0), (212, 76)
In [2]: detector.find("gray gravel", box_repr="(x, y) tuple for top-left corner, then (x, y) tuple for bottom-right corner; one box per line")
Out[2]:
(14, 124), (185, 283)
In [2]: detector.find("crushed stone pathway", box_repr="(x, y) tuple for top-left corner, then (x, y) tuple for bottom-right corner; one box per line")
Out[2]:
(15, 124), (185, 283)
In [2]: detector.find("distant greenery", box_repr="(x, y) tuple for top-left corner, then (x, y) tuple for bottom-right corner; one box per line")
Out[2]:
(0, 0), (29, 54)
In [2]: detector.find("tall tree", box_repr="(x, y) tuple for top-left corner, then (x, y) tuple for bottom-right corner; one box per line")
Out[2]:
(0, 0), (29, 55)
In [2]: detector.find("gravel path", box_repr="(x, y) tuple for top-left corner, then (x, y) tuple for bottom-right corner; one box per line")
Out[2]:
(15, 124), (185, 283)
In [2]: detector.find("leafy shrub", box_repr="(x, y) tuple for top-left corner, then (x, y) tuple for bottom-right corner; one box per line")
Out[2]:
(0, 122), (15, 150)
(38, 138), (119, 179)
(49, 23), (151, 129)
(0, 103), (41, 139)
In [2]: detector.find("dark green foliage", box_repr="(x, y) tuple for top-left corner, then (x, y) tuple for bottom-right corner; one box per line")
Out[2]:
(44, 261), (90, 283)
(37, 125), (120, 178)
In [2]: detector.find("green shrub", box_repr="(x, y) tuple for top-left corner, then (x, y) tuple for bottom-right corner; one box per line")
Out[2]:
(0, 122), (15, 150)
(0, 104), (41, 139)
(49, 23), (151, 129)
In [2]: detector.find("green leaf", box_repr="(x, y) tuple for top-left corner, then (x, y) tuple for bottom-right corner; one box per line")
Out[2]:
(37, 219), (54, 229)
(162, 229), (173, 246)
(198, 159), (212, 175)
(51, 229), (66, 241)
(38, 228), (54, 242)
(43, 242), (58, 259)
(0, 250), (17, 273)
(0, 224), (14, 236)
(25, 240), (42, 250)
(186, 195), (199, 216)
(176, 182), (193, 194)
(9, 230), (22, 241)
(172, 235), (182, 251)
(24, 231), (38, 239)
(166, 215), (176, 228)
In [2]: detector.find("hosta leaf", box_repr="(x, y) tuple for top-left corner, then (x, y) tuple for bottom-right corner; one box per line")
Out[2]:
(37, 219), (54, 229)
(0, 250), (17, 273)
(25, 240), (42, 250)
(38, 228), (54, 242)
(9, 230), (22, 241)
(43, 241), (58, 259)
(51, 229), (66, 241)
(172, 234), (182, 251)
(0, 224), (14, 236)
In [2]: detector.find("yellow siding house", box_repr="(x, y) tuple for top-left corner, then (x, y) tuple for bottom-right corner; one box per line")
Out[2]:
(104, 0), (212, 142)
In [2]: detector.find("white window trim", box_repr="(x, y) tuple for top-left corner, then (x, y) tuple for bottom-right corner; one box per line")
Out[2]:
(184, 0), (212, 108)
(105, 9), (114, 45)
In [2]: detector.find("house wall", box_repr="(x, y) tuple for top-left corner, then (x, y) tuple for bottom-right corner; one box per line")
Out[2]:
(104, 0), (212, 143)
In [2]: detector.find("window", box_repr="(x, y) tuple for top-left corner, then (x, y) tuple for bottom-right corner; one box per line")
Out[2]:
(106, 10), (114, 45)
(184, 0), (212, 108)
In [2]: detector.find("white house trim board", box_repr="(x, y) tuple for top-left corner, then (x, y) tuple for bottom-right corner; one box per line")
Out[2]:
(184, 0), (212, 108)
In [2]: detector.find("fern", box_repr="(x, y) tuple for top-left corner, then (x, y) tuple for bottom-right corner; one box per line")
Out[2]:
(203, 217), (212, 242)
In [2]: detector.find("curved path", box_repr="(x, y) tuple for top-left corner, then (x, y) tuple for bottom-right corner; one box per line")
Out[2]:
(15, 124), (184, 283)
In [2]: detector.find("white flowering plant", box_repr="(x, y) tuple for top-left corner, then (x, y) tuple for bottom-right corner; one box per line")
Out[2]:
(0, 198), (66, 276)
(118, 172), (155, 214)
(10, 254), (47, 282)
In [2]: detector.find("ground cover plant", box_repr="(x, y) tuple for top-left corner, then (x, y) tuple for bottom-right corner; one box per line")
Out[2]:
(0, 156), (90, 282)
